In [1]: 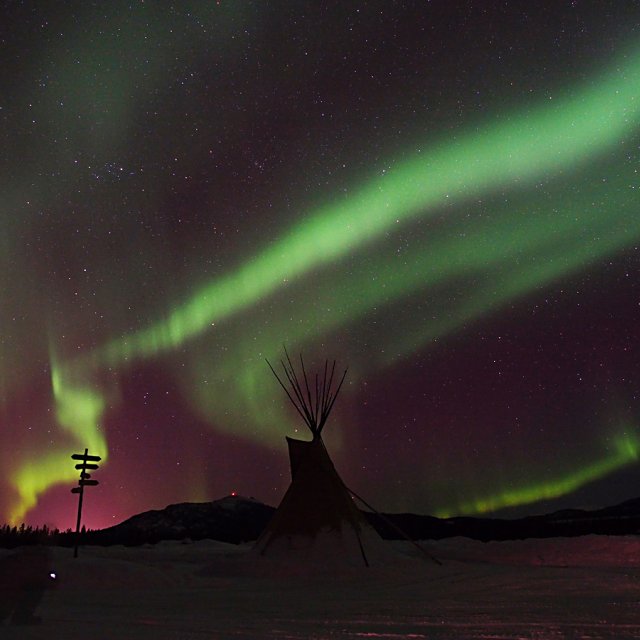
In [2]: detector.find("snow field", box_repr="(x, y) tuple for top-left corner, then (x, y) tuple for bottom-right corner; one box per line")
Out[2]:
(0, 535), (638, 639)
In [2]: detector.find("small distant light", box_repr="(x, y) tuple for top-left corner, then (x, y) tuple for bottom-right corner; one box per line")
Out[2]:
(49, 572), (57, 580)
(231, 491), (237, 496)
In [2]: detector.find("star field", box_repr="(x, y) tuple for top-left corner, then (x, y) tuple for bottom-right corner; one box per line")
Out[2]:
(1, 2), (639, 529)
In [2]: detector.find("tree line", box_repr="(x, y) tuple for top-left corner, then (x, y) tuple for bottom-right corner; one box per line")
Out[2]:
(0, 523), (91, 549)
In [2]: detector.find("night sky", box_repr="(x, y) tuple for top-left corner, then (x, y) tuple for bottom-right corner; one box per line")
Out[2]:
(2, 2), (640, 531)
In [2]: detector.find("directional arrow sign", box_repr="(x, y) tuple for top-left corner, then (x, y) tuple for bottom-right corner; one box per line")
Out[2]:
(80, 472), (92, 479)
(71, 453), (101, 462)
(79, 479), (99, 486)
(75, 463), (99, 470)
(71, 487), (82, 494)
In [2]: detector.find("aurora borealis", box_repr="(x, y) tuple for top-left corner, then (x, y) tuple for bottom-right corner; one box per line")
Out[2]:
(2, 2), (640, 530)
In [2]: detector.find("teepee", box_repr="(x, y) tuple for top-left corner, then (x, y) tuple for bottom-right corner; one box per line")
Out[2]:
(254, 351), (384, 567)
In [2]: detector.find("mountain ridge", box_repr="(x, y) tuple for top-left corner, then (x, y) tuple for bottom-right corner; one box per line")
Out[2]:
(87, 495), (640, 546)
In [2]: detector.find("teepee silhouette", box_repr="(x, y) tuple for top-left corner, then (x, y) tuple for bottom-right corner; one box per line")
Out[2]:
(254, 351), (383, 567)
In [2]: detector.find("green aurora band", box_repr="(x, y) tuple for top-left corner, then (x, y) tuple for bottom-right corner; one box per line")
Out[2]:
(8, 361), (108, 525)
(10, 46), (640, 523)
(434, 433), (640, 518)
(182, 159), (640, 446)
(73, 46), (640, 372)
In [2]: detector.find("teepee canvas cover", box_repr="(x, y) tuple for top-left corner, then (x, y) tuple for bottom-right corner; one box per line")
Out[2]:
(254, 353), (383, 566)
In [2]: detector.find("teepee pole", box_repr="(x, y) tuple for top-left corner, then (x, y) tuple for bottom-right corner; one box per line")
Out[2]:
(354, 526), (370, 567)
(283, 349), (317, 431)
(319, 366), (348, 433)
(299, 354), (315, 425)
(266, 358), (310, 427)
(344, 483), (442, 566)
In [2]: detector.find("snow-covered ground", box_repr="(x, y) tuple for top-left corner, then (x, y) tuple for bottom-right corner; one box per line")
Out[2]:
(1, 535), (639, 639)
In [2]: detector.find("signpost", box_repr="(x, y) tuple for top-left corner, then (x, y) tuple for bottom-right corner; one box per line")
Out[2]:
(71, 448), (101, 558)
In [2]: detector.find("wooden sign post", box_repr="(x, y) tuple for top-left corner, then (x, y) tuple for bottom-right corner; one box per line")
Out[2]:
(71, 448), (101, 558)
